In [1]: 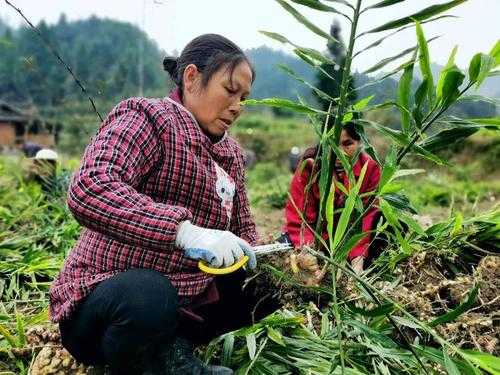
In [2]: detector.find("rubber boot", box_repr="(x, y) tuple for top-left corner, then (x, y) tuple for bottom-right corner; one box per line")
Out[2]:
(158, 337), (233, 375)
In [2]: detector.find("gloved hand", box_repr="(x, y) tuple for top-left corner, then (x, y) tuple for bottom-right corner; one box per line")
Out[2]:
(175, 221), (257, 269)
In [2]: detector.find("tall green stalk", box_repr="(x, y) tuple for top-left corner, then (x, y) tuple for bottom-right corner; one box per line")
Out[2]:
(315, 3), (363, 374)
(316, 0), (363, 242)
(332, 0), (362, 143)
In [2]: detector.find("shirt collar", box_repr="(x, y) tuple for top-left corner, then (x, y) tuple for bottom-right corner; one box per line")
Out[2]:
(168, 87), (183, 105)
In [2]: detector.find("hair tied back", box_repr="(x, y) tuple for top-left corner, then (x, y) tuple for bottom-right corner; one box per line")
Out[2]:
(163, 56), (178, 76)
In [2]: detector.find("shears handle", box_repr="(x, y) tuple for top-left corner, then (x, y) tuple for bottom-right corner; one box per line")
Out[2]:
(198, 255), (249, 275)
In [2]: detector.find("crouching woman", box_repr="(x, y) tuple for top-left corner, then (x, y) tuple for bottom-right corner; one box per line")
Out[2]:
(282, 123), (381, 275)
(49, 34), (259, 375)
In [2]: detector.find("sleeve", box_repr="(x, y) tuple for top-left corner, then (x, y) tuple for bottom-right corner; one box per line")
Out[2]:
(230, 154), (259, 246)
(67, 102), (192, 251)
(347, 161), (381, 260)
(283, 159), (319, 248)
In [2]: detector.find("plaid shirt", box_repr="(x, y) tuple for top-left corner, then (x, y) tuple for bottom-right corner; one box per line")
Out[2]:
(49, 89), (258, 322)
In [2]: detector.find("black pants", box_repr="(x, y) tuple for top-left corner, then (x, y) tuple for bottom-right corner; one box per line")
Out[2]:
(59, 268), (254, 373)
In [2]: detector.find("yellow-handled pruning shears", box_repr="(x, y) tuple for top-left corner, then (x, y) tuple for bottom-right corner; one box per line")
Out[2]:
(198, 243), (293, 275)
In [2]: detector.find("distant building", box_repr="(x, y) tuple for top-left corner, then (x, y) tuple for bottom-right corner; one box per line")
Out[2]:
(0, 101), (61, 153)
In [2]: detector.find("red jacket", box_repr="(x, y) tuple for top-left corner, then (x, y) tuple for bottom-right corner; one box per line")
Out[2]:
(283, 152), (380, 260)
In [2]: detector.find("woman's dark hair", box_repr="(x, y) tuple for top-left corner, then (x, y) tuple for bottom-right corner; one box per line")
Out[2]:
(342, 122), (361, 141)
(302, 122), (361, 161)
(163, 34), (255, 91)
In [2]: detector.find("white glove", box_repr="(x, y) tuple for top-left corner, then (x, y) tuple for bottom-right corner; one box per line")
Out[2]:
(175, 221), (257, 269)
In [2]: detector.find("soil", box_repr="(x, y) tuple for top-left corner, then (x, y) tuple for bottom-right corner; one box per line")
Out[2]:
(357, 253), (498, 354)
(248, 249), (500, 355)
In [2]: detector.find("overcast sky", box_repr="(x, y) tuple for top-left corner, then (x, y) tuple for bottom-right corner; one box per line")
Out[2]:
(1, 0), (499, 73)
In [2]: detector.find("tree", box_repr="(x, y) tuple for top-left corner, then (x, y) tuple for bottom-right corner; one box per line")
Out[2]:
(0, 27), (20, 101)
(0, 16), (166, 105)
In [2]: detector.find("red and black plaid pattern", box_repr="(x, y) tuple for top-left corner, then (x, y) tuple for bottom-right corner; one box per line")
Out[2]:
(49, 90), (258, 322)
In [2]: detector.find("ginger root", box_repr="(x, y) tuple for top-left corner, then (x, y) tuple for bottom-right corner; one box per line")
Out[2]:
(289, 248), (327, 286)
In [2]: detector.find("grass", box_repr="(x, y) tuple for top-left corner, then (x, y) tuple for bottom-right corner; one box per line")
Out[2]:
(0, 114), (499, 373)
(231, 114), (317, 163)
(203, 205), (499, 374)
(247, 163), (291, 209)
(0, 156), (79, 374)
(223, 115), (500, 374)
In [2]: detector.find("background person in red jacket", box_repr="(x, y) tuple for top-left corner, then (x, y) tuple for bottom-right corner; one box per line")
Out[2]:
(50, 34), (259, 375)
(282, 122), (381, 275)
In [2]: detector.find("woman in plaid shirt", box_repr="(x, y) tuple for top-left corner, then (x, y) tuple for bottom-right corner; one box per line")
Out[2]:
(50, 34), (259, 374)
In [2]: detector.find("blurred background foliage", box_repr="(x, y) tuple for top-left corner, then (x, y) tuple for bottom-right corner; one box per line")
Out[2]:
(0, 15), (497, 154)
